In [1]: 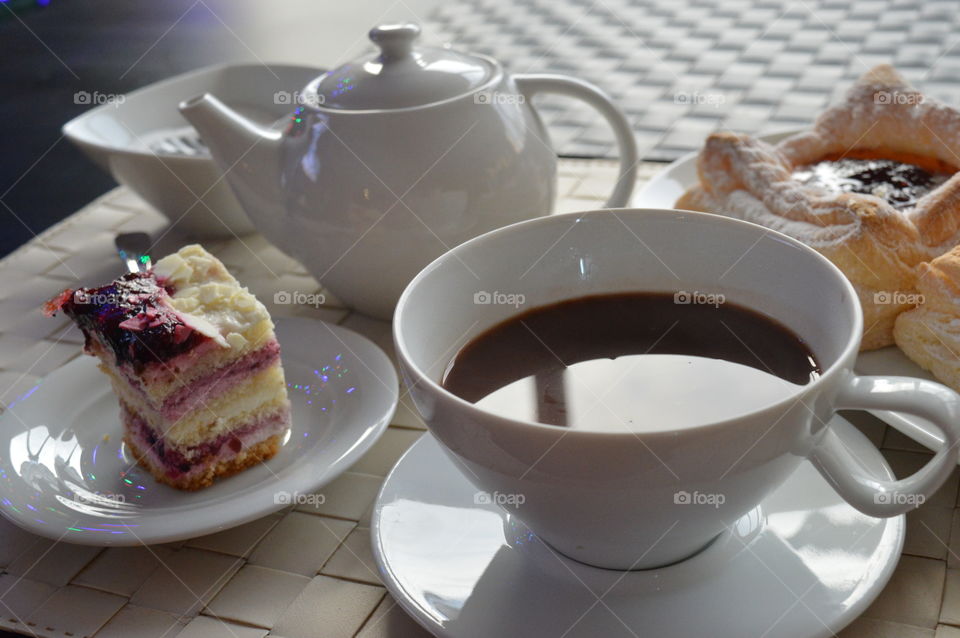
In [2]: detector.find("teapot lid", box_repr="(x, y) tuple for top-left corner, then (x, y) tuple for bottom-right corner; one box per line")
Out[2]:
(305, 24), (496, 110)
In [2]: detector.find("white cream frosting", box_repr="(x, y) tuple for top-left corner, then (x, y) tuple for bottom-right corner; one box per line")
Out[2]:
(153, 244), (271, 349)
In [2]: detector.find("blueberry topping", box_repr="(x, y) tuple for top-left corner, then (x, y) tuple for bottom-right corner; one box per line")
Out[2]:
(793, 158), (952, 210)
(55, 272), (203, 370)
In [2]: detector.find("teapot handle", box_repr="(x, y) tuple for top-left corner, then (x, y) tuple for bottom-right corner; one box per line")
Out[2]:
(514, 74), (638, 208)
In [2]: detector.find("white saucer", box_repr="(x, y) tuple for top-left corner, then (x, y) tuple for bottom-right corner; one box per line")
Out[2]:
(0, 317), (397, 546)
(631, 129), (956, 459)
(372, 417), (904, 638)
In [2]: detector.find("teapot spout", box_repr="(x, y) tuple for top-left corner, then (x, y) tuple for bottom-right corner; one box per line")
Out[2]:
(179, 93), (286, 237)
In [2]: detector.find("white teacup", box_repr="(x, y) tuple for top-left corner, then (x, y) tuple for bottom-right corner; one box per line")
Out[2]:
(393, 209), (960, 570)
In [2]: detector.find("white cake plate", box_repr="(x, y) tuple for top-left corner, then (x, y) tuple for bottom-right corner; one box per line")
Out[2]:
(0, 317), (397, 546)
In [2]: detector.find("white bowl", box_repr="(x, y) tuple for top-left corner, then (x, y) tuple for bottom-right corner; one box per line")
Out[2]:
(63, 63), (320, 237)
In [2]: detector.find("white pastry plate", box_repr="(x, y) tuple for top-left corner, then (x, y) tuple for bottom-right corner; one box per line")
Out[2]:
(372, 419), (904, 638)
(632, 129), (952, 458)
(0, 317), (397, 546)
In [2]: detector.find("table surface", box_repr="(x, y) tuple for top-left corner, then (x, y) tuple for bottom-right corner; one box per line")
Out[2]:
(428, 0), (960, 161)
(1, 159), (959, 638)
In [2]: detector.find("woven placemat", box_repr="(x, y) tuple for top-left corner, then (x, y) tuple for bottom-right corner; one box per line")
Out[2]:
(427, 0), (960, 161)
(0, 160), (957, 638)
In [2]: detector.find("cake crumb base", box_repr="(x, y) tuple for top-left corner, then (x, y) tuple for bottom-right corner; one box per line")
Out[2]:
(125, 432), (283, 491)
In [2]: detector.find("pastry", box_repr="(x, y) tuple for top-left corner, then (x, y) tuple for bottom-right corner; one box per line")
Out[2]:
(676, 65), (960, 350)
(894, 245), (960, 390)
(45, 244), (291, 490)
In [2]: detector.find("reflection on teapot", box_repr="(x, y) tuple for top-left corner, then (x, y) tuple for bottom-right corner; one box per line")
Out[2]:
(180, 23), (638, 319)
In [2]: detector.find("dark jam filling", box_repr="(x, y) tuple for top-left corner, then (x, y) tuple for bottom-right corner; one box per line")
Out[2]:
(129, 405), (287, 477)
(141, 421), (242, 475)
(792, 158), (951, 209)
(53, 272), (204, 370)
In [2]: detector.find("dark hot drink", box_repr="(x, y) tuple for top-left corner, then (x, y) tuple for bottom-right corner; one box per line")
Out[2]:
(442, 292), (821, 431)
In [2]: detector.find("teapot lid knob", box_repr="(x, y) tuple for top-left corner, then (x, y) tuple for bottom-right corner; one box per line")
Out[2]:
(309, 22), (494, 110)
(369, 23), (420, 61)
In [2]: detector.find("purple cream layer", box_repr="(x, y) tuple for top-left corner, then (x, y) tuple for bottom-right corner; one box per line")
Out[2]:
(122, 402), (290, 480)
(156, 340), (281, 421)
(95, 338), (282, 421)
(161, 340), (282, 420)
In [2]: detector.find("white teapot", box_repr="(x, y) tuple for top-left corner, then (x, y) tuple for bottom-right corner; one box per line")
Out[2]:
(180, 23), (637, 319)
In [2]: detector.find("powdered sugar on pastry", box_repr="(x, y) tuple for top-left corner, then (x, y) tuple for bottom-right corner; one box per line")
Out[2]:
(895, 246), (960, 392)
(677, 65), (960, 350)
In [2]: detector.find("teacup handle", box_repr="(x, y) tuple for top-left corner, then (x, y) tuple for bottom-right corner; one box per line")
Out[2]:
(514, 74), (638, 208)
(810, 374), (960, 517)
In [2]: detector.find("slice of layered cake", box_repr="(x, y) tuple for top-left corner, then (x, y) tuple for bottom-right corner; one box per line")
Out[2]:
(45, 244), (290, 490)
